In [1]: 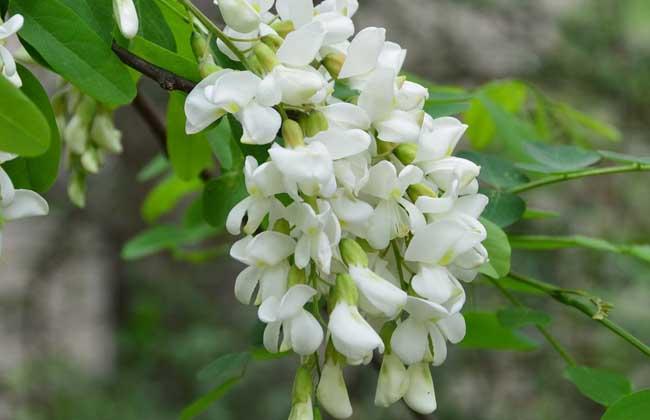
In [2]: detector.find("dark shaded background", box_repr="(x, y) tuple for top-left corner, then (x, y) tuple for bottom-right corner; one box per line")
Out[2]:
(1, 0), (649, 419)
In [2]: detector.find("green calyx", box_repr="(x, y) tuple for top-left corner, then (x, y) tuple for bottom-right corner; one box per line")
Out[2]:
(291, 365), (314, 405)
(407, 183), (437, 202)
(299, 111), (329, 138)
(253, 42), (279, 73)
(271, 20), (295, 38)
(322, 53), (345, 79)
(394, 143), (418, 165)
(288, 265), (307, 288)
(339, 238), (368, 268)
(273, 219), (291, 235)
(282, 119), (305, 148)
(332, 274), (359, 306)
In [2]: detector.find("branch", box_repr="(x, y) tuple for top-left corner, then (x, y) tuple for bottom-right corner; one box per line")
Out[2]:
(112, 42), (197, 93)
(508, 272), (650, 357)
(506, 163), (650, 194)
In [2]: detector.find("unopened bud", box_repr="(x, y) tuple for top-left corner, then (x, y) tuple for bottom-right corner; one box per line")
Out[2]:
(271, 20), (295, 38)
(376, 139), (396, 156)
(394, 143), (417, 165)
(261, 34), (284, 52)
(273, 219), (291, 235)
(217, 0), (261, 33)
(68, 171), (86, 208)
(113, 0), (139, 39)
(191, 31), (209, 59)
(322, 53), (345, 79)
(282, 119), (305, 148)
(253, 42), (279, 73)
(340, 238), (368, 268)
(291, 366), (314, 405)
(317, 359), (352, 419)
(91, 111), (123, 154)
(80, 148), (101, 173)
(199, 57), (222, 78)
(299, 111), (329, 138)
(407, 184), (437, 202)
(246, 55), (266, 76)
(333, 274), (359, 306)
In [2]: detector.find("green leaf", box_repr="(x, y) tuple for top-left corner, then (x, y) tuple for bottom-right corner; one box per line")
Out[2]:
(206, 118), (241, 171)
(494, 276), (546, 296)
(202, 171), (248, 228)
(13, 0), (137, 106)
(141, 175), (202, 223)
(1, 0), (8, 16)
(497, 307), (551, 329)
(0, 75), (50, 156)
(598, 150), (650, 165)
(461, 312), (538, 351)
(522, 208), (560, 220)
(564, 366), (632, 407)
(517, 142), (602, 174)
(479, 218), (511, 279)
(182, 352), (252, 420)
(134, 0), (176, 51)
(167, 92), (213, 180)
(3, 65), (60, 191)
(481, 190), (526, 228)
(58, 0), (114, 43)
(555, 103), (621, 143)
(130, 36), (201, 82)
(121, 223), (217, 260)
(602, 389), (650, 420)
(458, 151), (529, 190)
(423, 88), (473, 118)
(137, 154), (170, 182)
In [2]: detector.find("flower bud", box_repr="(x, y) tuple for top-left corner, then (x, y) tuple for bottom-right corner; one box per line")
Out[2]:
(407, 184), (436, 202)
(191, 31), (209, 59)
(216, 0), (260, 33)
(91, 111), (123, 154)
(282, 119), (305, 148)
(332, 274), (358, 306)
(253, 42), (279, 72)
(299, 111), (329, 138)
(68, 171), (86, 208)
(317, 360), (353, 419)
(199, 57), (222, 78)
(271, 20), (295, 38)
(262, 34), (284, 52)
(394, 143), (417, 165)
(273, 219), (291, 235)
(322, 53), (345, 79)
(113, 0), (139, 39)
(64, 96), (97, 155)
(374, 353), (409, 408)
(403, 363), (437, 414)
(246, 55), (266, 76)
(289, 366), (314, 420)
(339, 238), (368, 268)
(80, 148), (101, 174)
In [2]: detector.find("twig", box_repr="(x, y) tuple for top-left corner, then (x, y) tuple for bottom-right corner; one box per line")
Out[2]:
(507, 163), (650, 194)
(112, 42), (197, 93)
(508, 272), (650, 357)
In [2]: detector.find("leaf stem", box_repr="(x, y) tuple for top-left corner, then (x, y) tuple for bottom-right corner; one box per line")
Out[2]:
(508, 272), (650, 357)
(178, 0), (251, 68)
(488, 277), (576, 366)
(507, 163), (650, 194)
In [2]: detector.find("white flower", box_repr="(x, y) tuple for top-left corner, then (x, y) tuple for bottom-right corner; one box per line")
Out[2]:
(316, 359), (353, 419)
(397, 81), (429, 111)
(113, 0), (139, 39)
(361, 161), (425, 250)
(329, 301), (384, 365)
(276, 0), (314, 29)
(0, 157), (49, 255)
(215, 0), (273, 33)
(348, 265), (406, 318)
(421, 156), (480, 192)
(403, 362), (437, 415)
(390, 297), (466, 366)
(226, 156), (286, 235)
(287, 201), (341, 274)
(315, 0), (359, 17)
(411, 265), (466, 314)
(0, 14), (24, 87)
(329, 190), (373, 238)
(375, 352), (409, 408)
(230, 232), (296, 305)
(333, 153), (370, 194)
(320, 103), (371, 131)
(269, 142), (336, 198)
(337, 27), (385, 80)
(259, 284), (323, 356)
(415, 116), (468, 163)
(184, 69), (281, 144)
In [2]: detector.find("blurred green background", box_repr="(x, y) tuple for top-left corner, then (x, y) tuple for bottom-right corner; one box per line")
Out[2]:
(1, 0), (649, 419)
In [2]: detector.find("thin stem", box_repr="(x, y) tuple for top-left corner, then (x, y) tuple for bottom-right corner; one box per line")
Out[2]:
(179, 0), (251, 68)
(391, 241), (407, 290)
(157, 0), (191, 23)
(507, 163), (650, 194)
(508, 272), (650, 357)
(488, 277), (576, 366)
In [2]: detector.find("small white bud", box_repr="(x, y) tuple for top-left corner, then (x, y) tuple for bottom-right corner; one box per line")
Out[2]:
(113, 0), (139, 39)
(316, 361), (353, 419)
(374, 353), (409, 407)
(403, 362), (437, 415)
(215, 0), (260, 33)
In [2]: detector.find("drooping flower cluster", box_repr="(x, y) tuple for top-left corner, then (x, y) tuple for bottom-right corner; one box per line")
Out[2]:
(53, 85), (124, 208)
(0, 14), (24, 87)
(186, 1), (489, 417)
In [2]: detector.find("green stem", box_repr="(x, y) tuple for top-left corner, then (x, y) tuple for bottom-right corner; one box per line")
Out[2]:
(488, 277), (576, 366)
(508, 272), (650, 357)
(391, 241), (408, 290)
(158, 0), (191, 23)
(178, 0), (251, 68)
(507, 163), (650, 194)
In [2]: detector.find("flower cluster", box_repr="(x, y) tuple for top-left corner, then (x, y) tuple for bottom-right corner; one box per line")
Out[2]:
(53, 85), (124, 207)
(0, 14), (24, 87)
(0, 152), (49, 256)
(186, 0), (489, 417)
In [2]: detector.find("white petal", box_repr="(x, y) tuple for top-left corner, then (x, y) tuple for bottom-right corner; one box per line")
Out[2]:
(276, 0), (314, 28)
(271, 65), (326, 106)
(391, 318), (428, 365)
(239, 102), (281, 145)
(230, 235), (254, 265)
(404, 296), (449, 321)
(397, 165), (423, 192)
(339, 27), (386, 79)
(397, 81), (429, 111)
(437, 312), (466, 344)
(411, 265), (457, 304)
(277, 21), (326, 67)
(415, 196), (455, 215)
(309, 128), (371, 160)
(289, 310), (324, 356)
(258, 295), (281, 322)
(211, 71), (261, 109)
(321, 103), (371, 130)
(217, 0), (261, 33)
(398, 198), (426, 233)
(377, 41), (406, 74)
(375, 353), (409, 407)
(247, 231), (296, 265)
(404, 363), (437, 415)
(226, 196), (253, 235)
(278, 285), (317, 320)
(416, 116), (467, 162)
(317, 361), (353, 419)
(315, 231), (333, 274)
(258, 261), (290, 301)
(113, 0), (139, 39)
(375, 110), (422, 144)
(404, 219), (482, 266)
(269, 142), (334, 185)
(250, 161), (286, 196)
(256, 74), (282, 107)
(427, 324), (448, 366)
(454, 194), (489, 218)
(234, 265), (261, 304)
(349, 266), (406, 319)
(358, 67), (395, 122)
(328, 303), (383, 365)
(263, 321), (282, 353)
(0, 166), (16, 206)
(362, 160), (398, 200)
(3, 190), (49, 220)
(0, 15), (24, 40)
(184, 70), (231, 134)
(330, 193), (373, 224)
(294, 234), (311, 269)
(0, 45), (17, 77)
(313, 12), (354, 46)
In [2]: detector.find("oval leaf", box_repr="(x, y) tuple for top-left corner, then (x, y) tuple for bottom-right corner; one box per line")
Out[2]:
(459, 151), (529, 190)
(497, 307), (551, 329)
(564, 366), (632, 407)
(461, 312), (538, 351)
(0, 75), (50, 156)
(481, 190), (526, 228)
(602, 389), (650, 420)
(203, 172), (247, 228)
(518, 141), (601, 174)
(479, 218), (511, 279)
